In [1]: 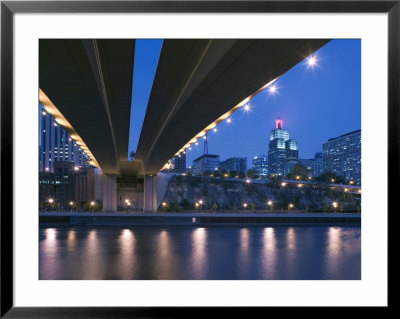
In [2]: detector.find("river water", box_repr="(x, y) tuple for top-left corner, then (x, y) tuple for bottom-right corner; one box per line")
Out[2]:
(39, 225), (361, 280)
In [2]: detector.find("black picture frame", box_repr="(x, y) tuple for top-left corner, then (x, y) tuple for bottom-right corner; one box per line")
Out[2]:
(1, 0), (395, 317)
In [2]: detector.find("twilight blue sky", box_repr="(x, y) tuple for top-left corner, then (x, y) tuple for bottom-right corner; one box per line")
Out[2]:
(129, 39), (361, 168)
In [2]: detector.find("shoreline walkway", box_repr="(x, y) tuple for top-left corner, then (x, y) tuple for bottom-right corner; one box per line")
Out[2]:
(39, 211), (361, 226)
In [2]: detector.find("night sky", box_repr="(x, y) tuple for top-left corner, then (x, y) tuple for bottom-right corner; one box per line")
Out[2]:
(129, 39), (361, 168)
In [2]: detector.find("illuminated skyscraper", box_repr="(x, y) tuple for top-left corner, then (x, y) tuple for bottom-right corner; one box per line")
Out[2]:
(39, 104), (91, 172)
(323, 130), (361, 185)
(252, 155), (268, 176)
(268, 116), (299, 176)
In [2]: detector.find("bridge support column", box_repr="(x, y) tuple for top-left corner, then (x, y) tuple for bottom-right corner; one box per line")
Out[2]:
(102, 174), (117, 212)
(143, 173), (173, 213)
(144, 175), (158, 213)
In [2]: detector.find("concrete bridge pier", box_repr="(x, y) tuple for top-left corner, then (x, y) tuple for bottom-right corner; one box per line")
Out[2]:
(144, 175), (158, 213)
(143, 172), (173, 213)
(102, 173), (117, 212)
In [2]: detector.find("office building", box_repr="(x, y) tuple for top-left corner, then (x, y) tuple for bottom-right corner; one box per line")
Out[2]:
(171, 153), (186, 174)
(192, 154), (220, 175)
(322, 130), (361, 185)
(220, 157), (247, 174)
(39, 104), (91, 172)
(252, 155), (268, 176)
(39, 160), (102, 208)
(268, 116), (299, 176)
(299, 152), (324, 178)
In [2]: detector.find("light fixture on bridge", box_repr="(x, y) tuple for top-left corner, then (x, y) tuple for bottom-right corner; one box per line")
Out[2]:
(306, 55), (318, 68)
(268, 84), (278, 94)
(213, 128), (217, 133)
(226, 117), (232, 124)
(41, 110), (46, 116)
(243, 104), (251, 112)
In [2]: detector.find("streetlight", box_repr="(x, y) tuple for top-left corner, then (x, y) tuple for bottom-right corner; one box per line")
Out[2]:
(69, 201), (74, 212)
(162, 202), (167, 213)
(281, 182), (287, 187)
(90, 201), (95, 212)
(332, 202), (338, 213)
(288, 203), (294, 213)
(243, 203), (248, 209)
(267, 200), (273, 210)
(246, 179), (251, 184)
(48, 198), (54, 211)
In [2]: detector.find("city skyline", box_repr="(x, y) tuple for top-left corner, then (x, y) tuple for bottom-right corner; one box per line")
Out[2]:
(128, 39), (361, 170)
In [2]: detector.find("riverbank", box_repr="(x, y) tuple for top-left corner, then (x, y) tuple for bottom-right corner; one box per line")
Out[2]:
(39, 211), (361, 226)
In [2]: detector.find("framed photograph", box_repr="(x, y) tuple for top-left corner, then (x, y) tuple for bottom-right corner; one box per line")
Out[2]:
(1, 0), (395, 317)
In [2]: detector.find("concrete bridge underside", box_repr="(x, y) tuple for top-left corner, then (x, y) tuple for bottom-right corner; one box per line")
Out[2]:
(39, 39), (135, 211)
(39, 39), (330, 212)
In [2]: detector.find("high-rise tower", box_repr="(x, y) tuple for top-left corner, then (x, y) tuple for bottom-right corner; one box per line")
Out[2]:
(267, 116), (298, 176)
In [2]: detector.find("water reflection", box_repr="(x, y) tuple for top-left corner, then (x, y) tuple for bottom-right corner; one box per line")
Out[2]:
(39, 226), (361, 280)
(285, 227), (296, 277)
(154, 230), (175, 279)
(40, 228), (59, 277)
(262, 227), (276, 278)
(117, 229), (136, 280)
(238, 228), (250, 276)
(191, 227), (208, 279)
(324, 227), (342, 277)
(82, 230), (102, 279)
(66, 230), (76, 253)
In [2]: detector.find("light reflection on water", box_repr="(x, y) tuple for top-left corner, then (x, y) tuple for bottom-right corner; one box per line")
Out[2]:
(39, 225), (361, 280)
(117, 229), (136, 280)
(191, 227), (207, 279)
(262, 227), (277, 278)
